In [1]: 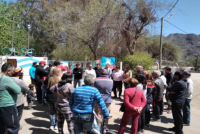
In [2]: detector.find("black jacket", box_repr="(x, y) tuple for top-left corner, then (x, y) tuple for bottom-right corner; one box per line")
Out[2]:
(153, 77), (165, 102)
(146, 86), (154, 103)
(73, 68), (83, 79)
(168, 78), (187, 105)
(93, 67), (103, 77)
(165, 72), (173, 85)
(46, 87), (57, 103)
(35, 65), (45, 84)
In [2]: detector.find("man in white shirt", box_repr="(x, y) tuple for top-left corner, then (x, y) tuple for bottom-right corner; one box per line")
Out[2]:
(183, 70), (193, 126)
(160, 70), (168, 115)
(112, 66), (123, 99)
(85, 64), (96, 78)
(105, 63), (112, 78)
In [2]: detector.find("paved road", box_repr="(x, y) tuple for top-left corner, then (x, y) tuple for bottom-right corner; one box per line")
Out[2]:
(20, 73), (200, 134)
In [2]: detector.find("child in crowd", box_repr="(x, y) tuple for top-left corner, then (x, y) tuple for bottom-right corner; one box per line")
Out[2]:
(41, 71), (49, 105)
(27, 84), (36, 109)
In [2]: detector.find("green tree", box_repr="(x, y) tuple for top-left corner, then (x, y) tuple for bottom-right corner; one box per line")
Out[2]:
(0, 1), (27, 55)
(122, 51), (154, 73)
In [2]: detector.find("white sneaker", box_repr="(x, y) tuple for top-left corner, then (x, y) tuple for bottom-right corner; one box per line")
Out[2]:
(54, 126), (58, 130)
(49, 126), (54, 130)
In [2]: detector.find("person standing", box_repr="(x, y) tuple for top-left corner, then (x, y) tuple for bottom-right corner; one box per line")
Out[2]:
(50, 72), (74, 134)
(160, 70), (168, 95)
(94, 69), (113, 127)
(69, 74), (109, 133)
(112, 66), (124, 99)
(93, 63), (103, 78)
(123, 66), (132, 89)
(11, 67), (29, 124)
(73, 63), (83, 88)
(46, 67), (62, 130)
(151, 70), (165, 122)
(41, 71), (49, 105)
(136, 65), (148, 76)
(168, 71), (187, 134)
(29, 62), (37, 84)
(136, 75), (147, 134)
(183, 70), (193, 126)
(0, 63), (21, 134)
(160, 70), (168, 115)
(85, 64), (96, 78)
(118, 78), (146, 134)
(105, 63), (112, 78)
(165, 66), (173, 114)
(145, 75), (155, 128)
(35, 61), (46, 103)
(50, 61), (61, 76)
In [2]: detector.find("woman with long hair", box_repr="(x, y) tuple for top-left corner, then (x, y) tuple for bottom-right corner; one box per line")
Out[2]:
(50, 72), (74, 134)
(46, 67), (62, 130)
(145, 74), (155, 128)
(118, 78), (146, 134)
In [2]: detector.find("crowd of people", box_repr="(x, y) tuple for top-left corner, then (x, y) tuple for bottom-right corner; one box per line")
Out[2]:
(0, 61), (193, 134)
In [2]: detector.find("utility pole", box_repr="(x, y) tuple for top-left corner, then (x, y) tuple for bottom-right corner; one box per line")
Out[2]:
(159, 17), (164, 69)
(28, 29), (30, 50)
(11, 16), (14, 55)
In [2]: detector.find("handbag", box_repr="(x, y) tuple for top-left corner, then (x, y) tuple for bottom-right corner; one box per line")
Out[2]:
(120, 88), (137, 112)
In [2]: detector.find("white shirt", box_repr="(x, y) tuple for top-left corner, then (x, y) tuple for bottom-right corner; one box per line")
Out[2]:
(112, 70), (124, 81)
(186, 78), (193, 99)
(85, 69), (96, 78)
(160, 75), (167, 94)
(136, 83), (147, 98)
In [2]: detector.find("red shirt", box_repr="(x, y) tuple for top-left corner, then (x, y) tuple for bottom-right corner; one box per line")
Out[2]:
(124, 87), (146, 112)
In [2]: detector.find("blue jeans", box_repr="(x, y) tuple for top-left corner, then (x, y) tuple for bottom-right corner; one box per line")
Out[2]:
(47, 102), (57, 126)
(74, 79), (82, 88)
(183, 99), (191, 124)
(72, 113), (94, 134)
(41, 85), (47, 104)
(124, 82), (129, 89)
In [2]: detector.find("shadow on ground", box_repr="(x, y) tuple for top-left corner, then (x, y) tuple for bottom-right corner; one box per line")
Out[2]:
(25, 118), (50, 128)
(108, 114), (173, 134)
(24, 103), (50, 129)
(29, 128), (57, 134)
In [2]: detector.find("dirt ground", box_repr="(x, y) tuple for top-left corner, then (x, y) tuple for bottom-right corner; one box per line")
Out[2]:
(19, 73), (200, 134)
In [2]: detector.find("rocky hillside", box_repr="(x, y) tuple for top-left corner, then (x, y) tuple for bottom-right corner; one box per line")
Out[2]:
(165, 33), (200, 57)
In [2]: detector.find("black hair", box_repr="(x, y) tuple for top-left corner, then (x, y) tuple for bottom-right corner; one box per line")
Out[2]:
(165, 66), (171, 71)
(160, 70), (164, 75)
(49, 64), (53, 67)
(54, 61), (60, 66)
(174, 71), (184, 80)
(29, 84), (35, 89)
(136, 74), (146, 90)
(43, 71), (49, 77)
(1, 63), (14, 72)
(33, 62), (37, 66)
(58, 72), (73, 87)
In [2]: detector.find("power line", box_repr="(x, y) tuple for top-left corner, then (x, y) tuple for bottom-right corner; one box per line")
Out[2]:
(164, 19), (188, 34)
(163, 0), (179, 18)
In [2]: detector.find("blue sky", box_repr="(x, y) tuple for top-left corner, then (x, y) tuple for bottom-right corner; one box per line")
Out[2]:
(5, 0), (200, 36)
(151, 0), (200, 36)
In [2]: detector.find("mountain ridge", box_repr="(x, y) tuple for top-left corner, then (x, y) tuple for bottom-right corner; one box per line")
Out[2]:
(164, 33), (200, 57)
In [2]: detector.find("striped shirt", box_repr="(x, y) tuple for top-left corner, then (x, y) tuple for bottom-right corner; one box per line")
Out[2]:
(69, 85), (109, 117)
